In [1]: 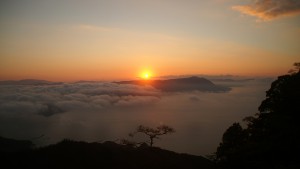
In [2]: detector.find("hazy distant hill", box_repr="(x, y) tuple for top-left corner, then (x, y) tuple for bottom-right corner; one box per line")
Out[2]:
(118, 76), (230, 92)
(0, 79), (63, 85)
(1, 139), (215, 169)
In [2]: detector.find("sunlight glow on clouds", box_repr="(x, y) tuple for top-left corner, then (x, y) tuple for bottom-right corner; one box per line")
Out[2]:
(232, 0), (300, 21)
(0, 0), (299, 81)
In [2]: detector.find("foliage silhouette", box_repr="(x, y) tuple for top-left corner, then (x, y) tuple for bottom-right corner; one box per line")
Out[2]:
(216, 123), (247, 163)
(128, 124), (175, 147)
(215, 62), (300, 169)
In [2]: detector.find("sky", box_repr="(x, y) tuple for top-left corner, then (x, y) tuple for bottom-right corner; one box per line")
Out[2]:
(1, 0), (300, 81)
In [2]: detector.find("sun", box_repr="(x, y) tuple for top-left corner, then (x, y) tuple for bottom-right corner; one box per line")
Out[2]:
(141, 72), (151, 80)
(144, 73), (149, 79)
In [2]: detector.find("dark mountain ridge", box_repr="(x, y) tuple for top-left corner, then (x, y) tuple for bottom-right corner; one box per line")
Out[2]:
(0, 79), (63, 85)
(117, 76), (230, 92)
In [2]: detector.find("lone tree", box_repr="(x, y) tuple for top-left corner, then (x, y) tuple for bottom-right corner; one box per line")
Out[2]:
(129, 125), (175, 147)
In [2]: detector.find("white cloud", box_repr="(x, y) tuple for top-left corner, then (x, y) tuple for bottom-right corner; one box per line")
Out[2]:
(0, 79), (272, 155)
(0, 82), (161, 116)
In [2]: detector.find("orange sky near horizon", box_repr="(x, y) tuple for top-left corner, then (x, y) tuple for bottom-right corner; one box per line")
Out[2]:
(1, 0), (299, 81)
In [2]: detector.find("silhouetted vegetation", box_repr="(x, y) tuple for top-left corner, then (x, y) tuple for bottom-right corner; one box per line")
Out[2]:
(124, 124), (175, 147)
(215, 63), (300, 169)
(0, 138), (215, 169)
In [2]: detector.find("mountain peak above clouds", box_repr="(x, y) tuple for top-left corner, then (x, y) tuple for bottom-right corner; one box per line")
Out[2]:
(117, 76), (230, 92)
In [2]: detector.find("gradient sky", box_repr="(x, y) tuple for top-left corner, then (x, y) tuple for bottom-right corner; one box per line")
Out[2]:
(1, 0), (300, 81)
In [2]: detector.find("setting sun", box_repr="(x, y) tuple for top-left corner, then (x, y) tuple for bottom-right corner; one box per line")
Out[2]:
(141, 72), (151, 80)
(1, 1), (300, 166)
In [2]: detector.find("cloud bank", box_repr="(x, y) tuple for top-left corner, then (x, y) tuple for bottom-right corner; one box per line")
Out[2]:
(0, 80), (272, 155)
(0, 82), (160, 117)
(232, 0), (300, 21)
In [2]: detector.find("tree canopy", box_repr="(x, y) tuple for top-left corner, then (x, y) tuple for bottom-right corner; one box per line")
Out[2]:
(215, 63), (300, 169)
(128, 125), (175, 147)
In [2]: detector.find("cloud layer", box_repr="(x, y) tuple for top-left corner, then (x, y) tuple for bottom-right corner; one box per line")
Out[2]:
(0, 82), (160, 117)
(232, 0), (300, 21)
(0, 80), (272, 155)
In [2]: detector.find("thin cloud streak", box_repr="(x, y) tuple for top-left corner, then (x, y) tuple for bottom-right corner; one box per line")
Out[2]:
(76, 24), (121, 32)
(232, 0), (300, 21)
(74, 24), (180, 41)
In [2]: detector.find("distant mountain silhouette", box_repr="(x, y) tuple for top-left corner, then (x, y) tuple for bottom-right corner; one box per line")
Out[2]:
(209, 78), (255, 82)
(0, 136), (34, 152)
(117, 76), (230, 92)
(73, 80), (100, 83)
(0, 79), (62, 85)
(1, 138), (215, 169)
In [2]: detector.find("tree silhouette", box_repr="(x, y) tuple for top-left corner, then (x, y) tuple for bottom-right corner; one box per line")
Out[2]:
(216, 123), (246, 162)
(288, 62), (300, 74)
(215, 62), (300, 169)
(129, 125), (175, 147)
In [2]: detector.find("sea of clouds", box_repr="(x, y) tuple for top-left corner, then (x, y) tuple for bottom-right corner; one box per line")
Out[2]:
(0, 78), (273, 155)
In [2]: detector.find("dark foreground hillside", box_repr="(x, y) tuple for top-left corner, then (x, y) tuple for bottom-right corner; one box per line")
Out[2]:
(1, 138), (215, 169)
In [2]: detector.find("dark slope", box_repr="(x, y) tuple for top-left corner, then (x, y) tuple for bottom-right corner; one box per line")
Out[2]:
(118, 76), (230, 92)
(1, 139), (215, 169)
(0, 136), (34, 152)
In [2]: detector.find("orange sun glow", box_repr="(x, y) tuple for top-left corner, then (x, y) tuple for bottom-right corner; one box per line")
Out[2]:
(141, 72), (151, 80)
